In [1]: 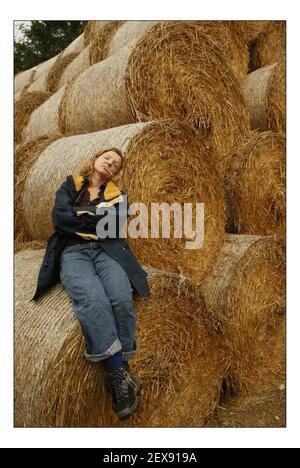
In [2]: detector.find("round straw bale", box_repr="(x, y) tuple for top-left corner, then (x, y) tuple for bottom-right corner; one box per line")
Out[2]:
(22, 120), (225, 284)
(60, 22), (125, 89)
(83, 20), (100, 46)
(107, 20), (249, 83)
(27, 55), (59, 93)
(211, 21), (249, 82)
(89, 21), (125, 64)
(46, 52), (80, 93)
(14, 251), (226, 427)
(59, 46), (136, 135)
(107, 20), (249, 82)
(84, 20), (119, 47)
(196, 21), (249, 82)
(225, 131), (285, 236)
(34, 55), (59, 79)
(14, 66), (37, 95)
(24, 86), (65, 141)
(58, 46), (91, 89)
(14, 90), (22, 102)
(27, 73), (49, 93)
(15, 135), (62, 244)
(61, 21), (250, 168)
(243, 61), (285, 133)
(228, 21), (270, 44)
(106, 20), (158, 55)
(60, 33), (84, 58)
(252, 21), (286, 69)
(14, 91), (51, 143)
(207, 388), (285, 427)
(200, 234), (286, 397)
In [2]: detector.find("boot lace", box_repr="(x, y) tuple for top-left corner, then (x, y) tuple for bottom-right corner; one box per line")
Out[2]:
(109, 368), (130, 402)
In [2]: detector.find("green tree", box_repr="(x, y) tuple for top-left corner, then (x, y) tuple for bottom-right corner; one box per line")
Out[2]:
(14, 21), (87, 74)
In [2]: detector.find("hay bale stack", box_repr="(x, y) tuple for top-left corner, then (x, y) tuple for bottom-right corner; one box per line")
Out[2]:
(207, 388), (286, 427)
(14, 66), (37, 95)
(84, 20), (107, 46)
(225, 131), (285, 236)
(252, 21), (286, 69)
(107, 20), (248, 82)
(46, 52), (80, 93)
(14, 91), (51, 143)
(200, 234), (286, 397)
(84, 21), (123, 46)
(27, 55), (59, 93)
(58, 46), (91, 88)
(58, 22), (125, 90)
(89, 21), (125, 64)
(214, 21), (249, 82)
(24, 86), (65, 141)
(14, 90), (22, 102)
(22, 120), (225, 284)
(15, 135), (62, 245)
(15, 250), (226, 427)
(59, 21), (250, 170)
(106, 20), (158, 55)
(228, 21), (269, 44)
(60, 33), (84, 58)
(243, 61), (285, 134)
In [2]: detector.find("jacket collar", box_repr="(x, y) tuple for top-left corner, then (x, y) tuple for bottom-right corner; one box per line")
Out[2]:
(71, 174), (122, 201)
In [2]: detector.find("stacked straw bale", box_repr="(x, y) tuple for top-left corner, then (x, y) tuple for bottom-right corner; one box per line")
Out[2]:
(45, 52), (80, 94)
(27, 55), (59, 93)
(200, 234), (286, 397)
(107, 20), (249, 83)
(58, 46), (91, 89)
(22, 120), (225, 284)
(14, 91), (51, 143)
(83, 20), (111, 46)
(58, 22), (125, 89)
(225, 131), (286, 236)
(25, 21), (250, 173)
(89, 20), (125, 65)
(14, 66), (37, 95)
(25, 53), (80, 95)
(252, 21), (286, 70)
(14, 250), (226, 427)
(230, 21), (270, 44)
(24, 86), (66, 141)
(207, 388), (285, 427)
(15, 135), (62, 245)
(243, 61), (285, 134)
(43, 33), (86, 93)
(60, 33), (84, 58)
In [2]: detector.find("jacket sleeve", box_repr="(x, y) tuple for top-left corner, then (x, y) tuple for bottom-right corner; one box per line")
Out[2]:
(51, 179), (99, 237)
(71, 190), (130, 239)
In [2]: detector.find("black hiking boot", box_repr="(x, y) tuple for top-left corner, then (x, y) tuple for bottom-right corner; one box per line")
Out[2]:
(123, 362), (143, 395)
(106, 366), (139, 420)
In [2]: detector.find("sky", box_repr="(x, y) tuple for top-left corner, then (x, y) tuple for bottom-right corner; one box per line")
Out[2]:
(14, 21), (31, 42)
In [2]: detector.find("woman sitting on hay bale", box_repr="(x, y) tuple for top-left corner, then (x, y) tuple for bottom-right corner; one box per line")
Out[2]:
(30, 148), (150, 421)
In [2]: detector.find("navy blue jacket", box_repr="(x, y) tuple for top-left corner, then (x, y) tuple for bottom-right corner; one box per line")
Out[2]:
(30, 174), (150, 301)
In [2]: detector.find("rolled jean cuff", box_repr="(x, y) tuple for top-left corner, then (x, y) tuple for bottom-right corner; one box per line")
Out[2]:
(84, 337), (122, 362)
(122, 340), (137, 361)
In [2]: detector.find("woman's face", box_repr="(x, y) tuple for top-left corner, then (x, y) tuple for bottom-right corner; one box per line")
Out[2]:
(94, 151), (122, 179)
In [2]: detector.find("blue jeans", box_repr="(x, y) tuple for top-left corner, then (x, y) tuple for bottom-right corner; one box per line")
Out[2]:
(59, 242), (137, 362)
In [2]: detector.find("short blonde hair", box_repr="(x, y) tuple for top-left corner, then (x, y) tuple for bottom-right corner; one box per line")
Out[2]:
(79, 148), (123, 179)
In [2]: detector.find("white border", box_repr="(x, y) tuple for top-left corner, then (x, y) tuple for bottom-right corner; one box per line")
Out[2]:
(2, 0), (300, 449)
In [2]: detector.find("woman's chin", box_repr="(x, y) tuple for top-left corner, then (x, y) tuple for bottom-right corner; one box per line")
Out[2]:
(99, 169), (110, 179)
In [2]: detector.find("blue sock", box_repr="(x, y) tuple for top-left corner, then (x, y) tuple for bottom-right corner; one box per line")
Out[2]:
(103, 351), (124, 370)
